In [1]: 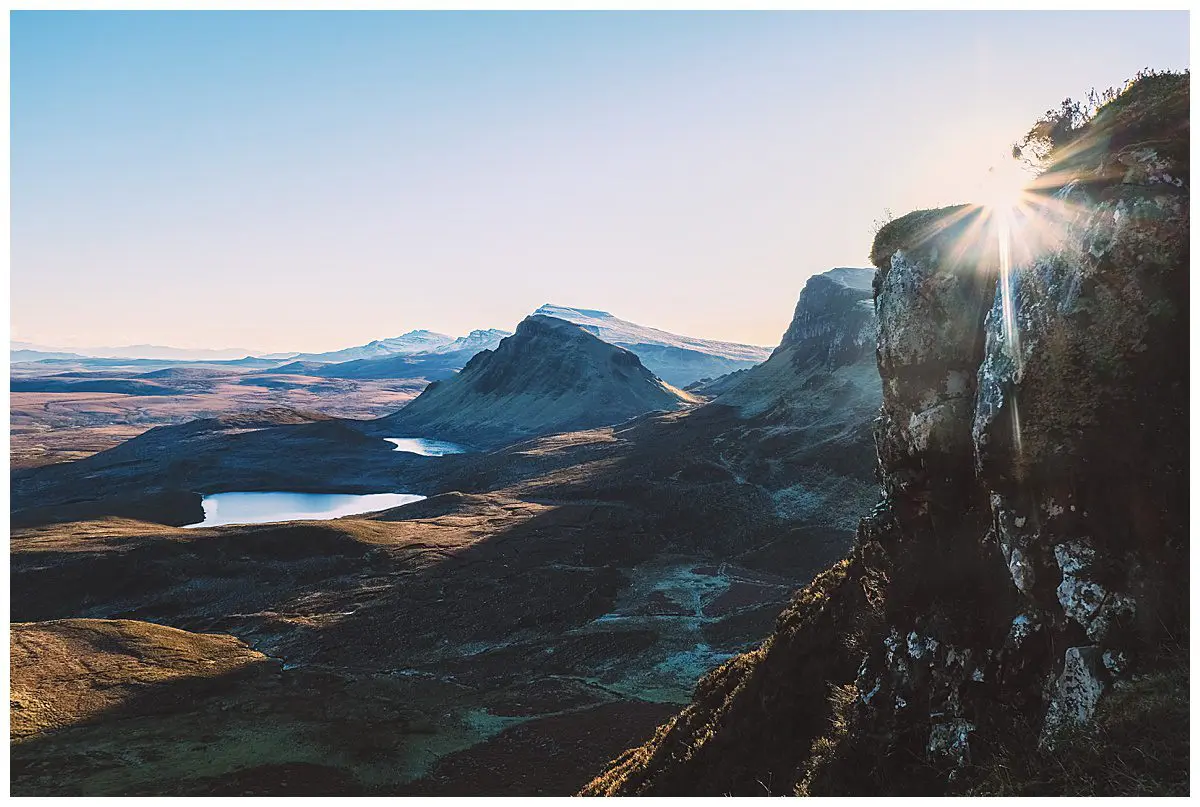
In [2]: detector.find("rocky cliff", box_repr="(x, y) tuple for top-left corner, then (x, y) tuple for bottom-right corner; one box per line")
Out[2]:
(377, 315), (694, 447)
(775, 267), (876, 365)
(715, 267), (877, 416)
(583, 71), (1188, 797)
(692, 267), (882, 536)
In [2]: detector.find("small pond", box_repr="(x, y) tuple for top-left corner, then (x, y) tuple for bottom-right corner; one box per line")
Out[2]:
(385, 437), (469, 456)
(184, 491), (426, 528)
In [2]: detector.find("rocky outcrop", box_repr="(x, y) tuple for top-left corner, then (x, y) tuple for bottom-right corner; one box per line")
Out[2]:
(377, 315), (694, 447)
(775, 267), (877, 367)
(583, 71), (1188, 797)
(715, 267), (878, 418)
(698, 267), (882, 535)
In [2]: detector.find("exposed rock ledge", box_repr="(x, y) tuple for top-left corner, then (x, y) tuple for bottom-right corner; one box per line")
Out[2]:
(583, 71), (1188, 797)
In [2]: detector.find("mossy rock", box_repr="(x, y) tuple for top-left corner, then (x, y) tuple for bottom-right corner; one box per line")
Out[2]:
(869, 204), (973, 271)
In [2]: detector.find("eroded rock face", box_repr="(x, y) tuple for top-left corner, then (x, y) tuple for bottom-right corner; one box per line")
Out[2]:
(872, 221), (996, 507)
(837, 134), (1188, 784)
(776, 267), (877, 369)
(582, 73), (1188, 797)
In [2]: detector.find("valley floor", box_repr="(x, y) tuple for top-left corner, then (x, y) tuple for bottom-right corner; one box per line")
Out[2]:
(10, 395), (877, 795)
(10, 374), (423, 468)
(9, 282), (884, 795)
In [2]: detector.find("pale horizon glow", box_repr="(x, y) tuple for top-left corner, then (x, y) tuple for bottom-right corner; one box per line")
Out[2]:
(12, 11), (1189, 354)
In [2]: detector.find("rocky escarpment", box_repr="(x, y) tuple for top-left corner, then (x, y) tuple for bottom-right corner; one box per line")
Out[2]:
(775, 267), (877, 366)
(715, 267), (877, 416)
(695, 267), (881, 534)
(377, 315), (694, 448)
(583, 72), (1188, 796)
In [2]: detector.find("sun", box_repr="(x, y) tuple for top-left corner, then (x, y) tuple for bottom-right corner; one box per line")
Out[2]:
(979, 159), (1031, 212)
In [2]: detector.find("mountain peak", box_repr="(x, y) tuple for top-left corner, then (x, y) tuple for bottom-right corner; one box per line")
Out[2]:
(713, 266), (880, 416)
(398, 329), (448, 338)
(380, 314), (692, 447)
(775, 267), (876, 361)
(821, 267), (876, 291)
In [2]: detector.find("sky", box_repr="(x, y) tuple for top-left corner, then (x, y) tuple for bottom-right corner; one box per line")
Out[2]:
(11, 11), (1190, 353)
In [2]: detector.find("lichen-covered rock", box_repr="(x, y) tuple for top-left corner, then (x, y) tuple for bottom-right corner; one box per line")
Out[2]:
(1043, 645), (1107, 742)
(820, 74), (1188, 785)
(873, 235), (996, 501)
(582, 71), (1188, 798)
(928, 718), (975, 766)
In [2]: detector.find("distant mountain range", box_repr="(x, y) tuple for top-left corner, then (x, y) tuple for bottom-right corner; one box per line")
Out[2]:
(11, 349), (87, 362)
(10, 341), (281, 362)
(283, 329), (494, 365)
(9, 330), (512, 368)
(13, 309), (776, 388)
(273, 329), (513, 381)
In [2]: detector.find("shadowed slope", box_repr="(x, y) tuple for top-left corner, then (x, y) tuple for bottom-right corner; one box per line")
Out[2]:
(378, 315), (694, 447)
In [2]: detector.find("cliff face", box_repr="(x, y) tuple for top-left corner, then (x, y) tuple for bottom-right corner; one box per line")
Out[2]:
(695, 267), (882, 537)
(776, 267), (877, 367)
(583, 72), (1187, 796)
(714, 267), (877, 416)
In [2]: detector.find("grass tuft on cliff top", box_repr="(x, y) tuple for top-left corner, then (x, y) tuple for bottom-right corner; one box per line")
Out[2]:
(870, 70), (1188, 272)
(1030, 69), (1189, 182)
(868, 204), (972, 270)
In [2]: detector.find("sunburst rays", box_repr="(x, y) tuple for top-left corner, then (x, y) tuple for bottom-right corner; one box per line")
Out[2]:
(930, 156), (1092, 465)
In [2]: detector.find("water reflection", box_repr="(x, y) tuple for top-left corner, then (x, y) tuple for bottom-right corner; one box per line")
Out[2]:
(184, 491), (425, 528)
(385, 437), (468, 456)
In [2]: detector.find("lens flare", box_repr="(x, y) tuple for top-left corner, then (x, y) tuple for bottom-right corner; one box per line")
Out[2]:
(980, 161), (1031, 212)
(888, 150), (1099, 467)
(979, 159), (1035, 460)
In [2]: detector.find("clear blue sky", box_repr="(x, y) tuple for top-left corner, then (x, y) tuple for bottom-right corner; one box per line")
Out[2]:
(11, 11), (1190, 352)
